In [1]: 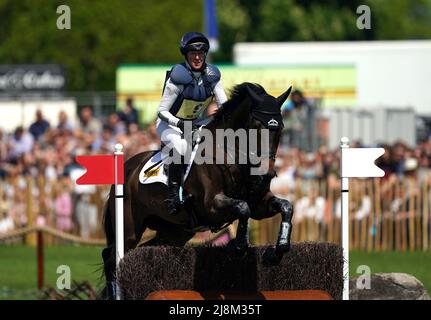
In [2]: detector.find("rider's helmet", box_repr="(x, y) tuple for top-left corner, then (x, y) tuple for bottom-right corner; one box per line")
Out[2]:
(179, 32), (210, 56)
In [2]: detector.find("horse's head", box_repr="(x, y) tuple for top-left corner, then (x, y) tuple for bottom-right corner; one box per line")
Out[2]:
(212, 82), (291, 177)
(246, 83), (292, 158)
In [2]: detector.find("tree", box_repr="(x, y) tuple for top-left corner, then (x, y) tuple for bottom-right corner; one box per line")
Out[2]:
(0, 0), (202, 91)
(212, 0), (431, 63)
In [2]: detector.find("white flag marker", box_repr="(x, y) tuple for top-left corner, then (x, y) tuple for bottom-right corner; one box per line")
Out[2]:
(341, 147), (385, 178)
(340, 137), (385, 300)
(114, 143), (124, 300)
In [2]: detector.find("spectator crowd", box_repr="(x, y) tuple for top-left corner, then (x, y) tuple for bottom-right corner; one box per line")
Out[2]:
(0, 96), (430, 243)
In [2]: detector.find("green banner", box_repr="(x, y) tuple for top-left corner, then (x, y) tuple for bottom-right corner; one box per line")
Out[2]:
(117, 64), (356, 125)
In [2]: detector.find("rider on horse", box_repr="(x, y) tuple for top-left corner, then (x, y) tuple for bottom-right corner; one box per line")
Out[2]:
(156, 32), (228, 215)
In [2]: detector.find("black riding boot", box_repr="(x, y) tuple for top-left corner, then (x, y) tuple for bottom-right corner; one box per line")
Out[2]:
(165, 162), (183, 215)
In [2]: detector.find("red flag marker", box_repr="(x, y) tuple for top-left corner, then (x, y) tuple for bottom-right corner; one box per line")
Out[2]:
(74, 144), (125, 300)
(76, 154), (124, 185)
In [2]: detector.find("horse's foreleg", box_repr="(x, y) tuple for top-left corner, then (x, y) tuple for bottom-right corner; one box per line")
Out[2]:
(251, 192), (294, 263)
(268, 196), (294, 254)
(212, 193), (250, 253)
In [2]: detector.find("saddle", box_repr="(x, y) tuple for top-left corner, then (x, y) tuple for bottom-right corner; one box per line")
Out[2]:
(138, 130), (202, 186)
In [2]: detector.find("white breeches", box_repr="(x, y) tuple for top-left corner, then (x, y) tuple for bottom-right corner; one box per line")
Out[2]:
(156, 118), (211, 156)
(156, 119), (188, 155)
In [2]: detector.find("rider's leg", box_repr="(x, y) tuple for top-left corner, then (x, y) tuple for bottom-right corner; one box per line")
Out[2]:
(158, 122), (188, 215)
(165, 149), (183, 215)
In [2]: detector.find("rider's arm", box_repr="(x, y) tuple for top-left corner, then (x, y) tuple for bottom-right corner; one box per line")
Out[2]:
(158, 64), (194, 129)
(157, 79), (183, 127)
(206, 64), (227, 109)
(213, 80), (228, 107)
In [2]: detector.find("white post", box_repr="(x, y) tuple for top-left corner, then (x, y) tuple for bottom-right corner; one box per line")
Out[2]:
(340, 137), (350, 300)
(114, 143), (124, 300)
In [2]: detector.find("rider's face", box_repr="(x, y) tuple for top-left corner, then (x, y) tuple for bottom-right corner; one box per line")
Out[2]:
(186, 50), (205, 70)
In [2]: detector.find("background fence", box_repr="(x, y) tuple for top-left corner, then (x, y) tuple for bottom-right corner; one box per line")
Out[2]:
(250, 175), (431, 251)
(1, 174), (430, 251)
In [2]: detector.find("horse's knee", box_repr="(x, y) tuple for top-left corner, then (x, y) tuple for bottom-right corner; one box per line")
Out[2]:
(234, 201), (250, 219)
(281, 200), (293, 221)
(270, 197), (293, 221)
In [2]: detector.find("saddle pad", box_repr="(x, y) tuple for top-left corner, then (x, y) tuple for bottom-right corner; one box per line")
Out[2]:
(139, 151), (168, 185)
(139, 125), (205, 186)
(139, 148), (198, 186)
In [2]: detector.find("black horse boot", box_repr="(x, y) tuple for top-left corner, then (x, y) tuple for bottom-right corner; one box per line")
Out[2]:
(165, 162), (183, 215)
(105, 280), (117, 300)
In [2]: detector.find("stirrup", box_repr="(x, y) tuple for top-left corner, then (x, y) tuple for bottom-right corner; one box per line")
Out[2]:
(165, 184), (181, 215)
(165, 192), (192, 215)
(165, 197), (181, 215)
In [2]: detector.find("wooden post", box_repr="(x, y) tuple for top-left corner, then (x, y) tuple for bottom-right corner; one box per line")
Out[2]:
(408, 178), (415, 251)
(300, 219), (306, 242)
(334, 217), (341, 245)
(351, 180), (357, 250)
(394, 179), (401, 251)
(358, 181), (366, 251)
(390, 179), (396, 251)
(349, 179), (355, 250)
(416, 183), (422, 250)
(292, 218), (298, 242)
(374, 178), (382, 252)
(401, 179), (408, 252)
(366, 179), (374, 252)
(37, 230), (44, 290)
(26, 176), (36, 246)
(428, 177), (431, 250)
(326, 179), (335, 243)
(424, 178), (429, 251)
(38, 175), (52, 246)
(321, 179), (328, 243)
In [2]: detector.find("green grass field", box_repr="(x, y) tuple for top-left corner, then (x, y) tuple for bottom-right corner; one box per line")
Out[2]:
(1, 245), (430, 299)
(0, 245), (104, 300)
(349, 250), (431, 293)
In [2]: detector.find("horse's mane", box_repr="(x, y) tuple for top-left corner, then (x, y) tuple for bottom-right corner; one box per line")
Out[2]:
(213, 82), (267, 120)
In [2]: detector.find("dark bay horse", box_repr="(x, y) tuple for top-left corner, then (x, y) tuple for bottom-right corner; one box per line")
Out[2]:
(102, 82), (294, 298)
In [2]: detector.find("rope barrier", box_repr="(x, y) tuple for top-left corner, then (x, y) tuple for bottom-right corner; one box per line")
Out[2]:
(0, 225), (235, 247)
(0, 226), (105, 246)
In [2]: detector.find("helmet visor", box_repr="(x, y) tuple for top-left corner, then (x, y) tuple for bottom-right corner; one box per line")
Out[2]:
(185, 42), (209, 53)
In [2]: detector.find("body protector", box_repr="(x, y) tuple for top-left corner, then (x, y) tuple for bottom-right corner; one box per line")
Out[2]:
(157, 62), (225, 125)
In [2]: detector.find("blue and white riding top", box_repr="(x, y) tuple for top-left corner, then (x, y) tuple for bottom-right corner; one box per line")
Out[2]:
(157, 62), (227, 127)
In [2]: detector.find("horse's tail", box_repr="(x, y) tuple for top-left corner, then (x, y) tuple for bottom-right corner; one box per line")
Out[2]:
(101, 185), (116, 283)
(102, 185), (115, 245)
(100, 151), (154, 297)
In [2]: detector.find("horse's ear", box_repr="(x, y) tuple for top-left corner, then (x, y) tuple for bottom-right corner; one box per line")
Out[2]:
(246, 85), (264, 105)
(276, 86), (292, 108)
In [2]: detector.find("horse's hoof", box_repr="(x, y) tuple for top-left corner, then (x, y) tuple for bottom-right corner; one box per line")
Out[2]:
(227, 239), (248, 257)
(102, 281), (117, 300)
(262, 246), (282, 266)
(275, 243), (291, 256)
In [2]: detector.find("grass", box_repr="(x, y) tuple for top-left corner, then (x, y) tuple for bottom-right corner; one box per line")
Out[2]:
(0, 245), (104, 300)
(349, 250), (431, 293)
(1, 245), (430, 299)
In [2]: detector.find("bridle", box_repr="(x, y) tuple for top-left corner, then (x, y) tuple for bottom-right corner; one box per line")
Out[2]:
(250, 109), (283, 161)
